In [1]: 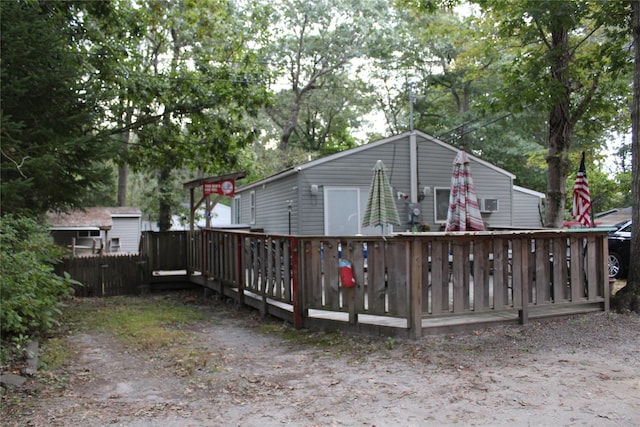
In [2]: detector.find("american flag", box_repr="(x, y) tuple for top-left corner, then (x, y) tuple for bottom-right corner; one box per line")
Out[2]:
(572, 151), (593, 227)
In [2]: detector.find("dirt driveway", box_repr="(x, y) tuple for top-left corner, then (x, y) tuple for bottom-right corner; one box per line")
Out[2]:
(3, 292), (640, 426)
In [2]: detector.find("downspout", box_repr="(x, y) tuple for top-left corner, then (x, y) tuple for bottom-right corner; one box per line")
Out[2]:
(409, 84), (418, 204)
(410, 131), (418, 204)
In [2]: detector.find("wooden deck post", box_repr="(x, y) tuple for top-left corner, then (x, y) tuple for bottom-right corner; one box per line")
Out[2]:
(601, 235), (610, 312)
(347, 287), (357, 325)
(516, 238), (530, 325)
(236, 234), (245, 307)
(291, 237), (303, 329)
(409, 238), (423, 339)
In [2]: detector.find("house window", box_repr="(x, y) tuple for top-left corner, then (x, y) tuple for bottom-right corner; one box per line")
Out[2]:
(250, 191), (256, 224)
(434, 188), (451, 223)
(233, 196), (241, 224)
(78, 230), (100, 237)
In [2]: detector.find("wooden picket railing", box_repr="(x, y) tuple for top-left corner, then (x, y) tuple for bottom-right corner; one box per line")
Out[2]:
(139, 228), (609, 338)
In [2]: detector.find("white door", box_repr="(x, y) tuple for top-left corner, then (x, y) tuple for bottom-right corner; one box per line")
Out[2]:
(324, 187), (361, 235)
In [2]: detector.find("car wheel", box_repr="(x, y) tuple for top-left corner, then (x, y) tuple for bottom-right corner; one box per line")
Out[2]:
(608, 252), (623, 279)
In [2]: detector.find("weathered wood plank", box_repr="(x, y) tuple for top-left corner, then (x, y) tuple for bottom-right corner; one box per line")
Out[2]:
(367, 240), (386, 314)
(511, 239), (523, 309)
(386, 240), (408, 317)
(309, 240), (323, 307)
(552, 237), (568, 302)
(473, 240), (490, 311)
(585, 235), (598, 301)
(492, 237), (509, 309)
(570, 236), (585, 302)
(535, 239), (551, 304)
(350, 240), (365, 323)
(451, 243), (466, 314)
(410, 239), (423, 338)
(430, 240), (448, 314)
(324, 240), (340, 311)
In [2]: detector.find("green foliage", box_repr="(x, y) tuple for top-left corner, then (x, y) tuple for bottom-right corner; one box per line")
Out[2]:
(564, 152), (631, 215)
(0, 215), (77, 364)
(0, 1), (116, 216)
(88, 0), (272, 229)
(263, 0), (392, 156)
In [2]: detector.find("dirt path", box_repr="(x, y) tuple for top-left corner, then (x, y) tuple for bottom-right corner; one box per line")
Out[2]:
(3, 294), (640, 426)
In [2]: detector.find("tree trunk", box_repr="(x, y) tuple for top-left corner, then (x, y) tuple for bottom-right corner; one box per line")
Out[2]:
(117, 163), (128, 206)
(116, 108), (133, 207)
(157, 167), (172, 232)
(545, 104), (571, 228)
(612, 0), (640, 312)
(544, 26), (572, 228)
(279, 93), (303, 153)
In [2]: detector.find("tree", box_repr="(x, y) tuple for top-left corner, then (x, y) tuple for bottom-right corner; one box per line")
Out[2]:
(78, 0), (149, 207)
(263, 0), (391, 156)
(1, 1), (115, 216)
(474, 0), (631, 227)
(381, 4), (550, 193)
(86, 0), (271, 230)
(612, 0), (640, 313)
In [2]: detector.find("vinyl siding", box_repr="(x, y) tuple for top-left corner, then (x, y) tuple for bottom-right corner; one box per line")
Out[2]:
(111, 216), (142, 253)
(413, 133), (513, 229)
(236, 131), (519, 235)
(512, 187), (545, 228)
(236, 175), (298, 234)
(298, 137), (410, 235)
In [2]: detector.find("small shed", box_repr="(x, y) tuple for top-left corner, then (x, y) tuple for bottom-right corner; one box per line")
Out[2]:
(48, 207), (142, 254)
(232, 130), (544, 235)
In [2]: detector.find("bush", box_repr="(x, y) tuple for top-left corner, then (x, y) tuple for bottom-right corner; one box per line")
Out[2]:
(0, 215), (76, 363)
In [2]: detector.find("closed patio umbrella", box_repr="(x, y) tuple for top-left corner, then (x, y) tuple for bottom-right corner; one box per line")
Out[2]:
(362, 160), (401, 234)
(445, 151), (485, 232)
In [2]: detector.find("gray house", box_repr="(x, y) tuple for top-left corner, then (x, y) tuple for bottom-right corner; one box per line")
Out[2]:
(233, 131), (544, 235)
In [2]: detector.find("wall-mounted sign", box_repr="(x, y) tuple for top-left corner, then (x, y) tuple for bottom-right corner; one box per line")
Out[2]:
(203, 179), (235, 197)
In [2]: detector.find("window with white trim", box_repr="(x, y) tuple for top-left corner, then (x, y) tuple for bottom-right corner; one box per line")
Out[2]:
(434, 187), (451, 223)
(233, 196), (241, 224)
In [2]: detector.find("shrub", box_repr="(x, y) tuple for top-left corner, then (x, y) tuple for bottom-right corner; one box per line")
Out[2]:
(0, 215), (76, 363)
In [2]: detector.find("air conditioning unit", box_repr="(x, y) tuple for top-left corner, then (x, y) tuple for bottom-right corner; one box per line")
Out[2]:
(479, 198), (499, 213)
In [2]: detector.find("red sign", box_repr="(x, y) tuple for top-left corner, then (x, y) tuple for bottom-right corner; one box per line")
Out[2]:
(203, 179), (235, 197)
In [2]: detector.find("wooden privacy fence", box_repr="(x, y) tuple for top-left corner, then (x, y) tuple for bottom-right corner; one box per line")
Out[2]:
(56, 254), (148, 297)
(141, 228), (609, 338)
(139, 231), (187, 272)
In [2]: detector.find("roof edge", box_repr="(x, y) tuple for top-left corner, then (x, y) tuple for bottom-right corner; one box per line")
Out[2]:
(513, 185), (545, 198)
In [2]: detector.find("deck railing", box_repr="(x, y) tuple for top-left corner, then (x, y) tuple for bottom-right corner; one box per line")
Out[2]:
(140, 228), (609, 338)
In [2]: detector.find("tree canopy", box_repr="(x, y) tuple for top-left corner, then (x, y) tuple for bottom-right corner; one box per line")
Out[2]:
(1, 0), (633, 230)
(1, 1), (115, 216)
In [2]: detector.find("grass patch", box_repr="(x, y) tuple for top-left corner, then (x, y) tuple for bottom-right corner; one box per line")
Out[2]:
(64, 295), (206, 351)
(39, 337), (73, 372)
(57, 294), (219, 377)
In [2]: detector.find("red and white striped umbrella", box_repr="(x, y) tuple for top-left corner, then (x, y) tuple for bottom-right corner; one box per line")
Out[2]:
(445, 151), (485, 232)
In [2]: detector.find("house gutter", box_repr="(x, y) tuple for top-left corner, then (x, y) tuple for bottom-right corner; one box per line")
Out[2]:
(409, 84), (418, 204)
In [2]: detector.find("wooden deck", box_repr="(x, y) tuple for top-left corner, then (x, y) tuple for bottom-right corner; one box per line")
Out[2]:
(142, 229), (611, 339)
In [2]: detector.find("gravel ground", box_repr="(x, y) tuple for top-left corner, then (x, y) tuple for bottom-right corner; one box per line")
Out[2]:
(2, 291), (639, 426)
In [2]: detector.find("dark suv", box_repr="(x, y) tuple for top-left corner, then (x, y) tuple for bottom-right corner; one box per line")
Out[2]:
(608, 220), (632, 279)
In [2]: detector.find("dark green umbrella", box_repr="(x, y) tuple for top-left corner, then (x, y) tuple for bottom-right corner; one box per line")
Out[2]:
(362, 160), (401, 234)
